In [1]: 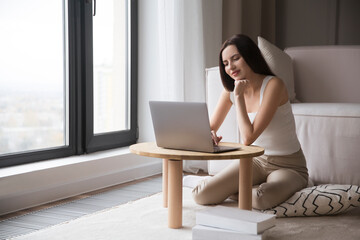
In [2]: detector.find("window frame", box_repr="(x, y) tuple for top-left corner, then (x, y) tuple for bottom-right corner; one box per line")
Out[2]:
(0, 0), (138, 168)
(83, 0), (138, 153)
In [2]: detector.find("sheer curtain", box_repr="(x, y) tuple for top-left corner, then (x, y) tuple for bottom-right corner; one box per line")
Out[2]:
(157, 0), (205, 102)
(157, 0), (222, 173)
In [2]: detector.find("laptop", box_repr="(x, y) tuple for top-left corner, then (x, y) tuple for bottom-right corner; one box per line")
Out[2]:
(149, 101), (240, 153)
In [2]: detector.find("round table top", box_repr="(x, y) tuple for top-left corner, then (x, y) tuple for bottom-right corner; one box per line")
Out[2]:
(129, 142), (264, 160)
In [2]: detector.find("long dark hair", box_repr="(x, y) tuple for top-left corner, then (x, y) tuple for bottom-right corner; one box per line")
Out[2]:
(219, 34), (274, 91)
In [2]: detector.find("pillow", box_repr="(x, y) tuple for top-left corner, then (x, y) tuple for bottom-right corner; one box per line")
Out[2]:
(262, 184), (360, 217)
(257, 36), (297, 102)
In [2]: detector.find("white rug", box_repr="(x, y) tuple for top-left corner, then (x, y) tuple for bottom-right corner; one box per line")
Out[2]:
(11, 188), (205, 240)
(11, 188), (360, 240)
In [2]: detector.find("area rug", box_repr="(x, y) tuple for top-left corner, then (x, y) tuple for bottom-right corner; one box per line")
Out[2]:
(11, 188), (360, 240)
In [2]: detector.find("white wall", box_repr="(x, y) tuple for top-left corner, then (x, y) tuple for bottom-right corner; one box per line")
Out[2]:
(0, 150), (161, 215)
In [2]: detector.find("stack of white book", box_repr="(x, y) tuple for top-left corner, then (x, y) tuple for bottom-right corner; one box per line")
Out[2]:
(193, 206), (276, 240)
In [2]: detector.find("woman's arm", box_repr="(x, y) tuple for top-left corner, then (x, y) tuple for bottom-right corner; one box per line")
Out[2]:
(234, 77), (288, 145)
(209, 89), (233, 144)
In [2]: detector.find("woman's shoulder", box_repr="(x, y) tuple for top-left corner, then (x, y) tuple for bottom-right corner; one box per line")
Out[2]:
(268, 75), (284, 85)
(263, 76), (289, 103)
(265, 76), (287, 91)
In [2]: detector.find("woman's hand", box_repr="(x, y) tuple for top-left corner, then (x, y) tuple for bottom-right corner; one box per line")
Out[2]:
(211, 130), (222, 145)
(234, 79), (249, 97)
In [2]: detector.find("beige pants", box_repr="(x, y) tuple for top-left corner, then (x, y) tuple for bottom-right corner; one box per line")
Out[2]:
(192, 149), (308, 210)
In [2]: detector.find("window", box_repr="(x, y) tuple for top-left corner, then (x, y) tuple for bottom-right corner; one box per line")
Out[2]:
(84, 0), (138, 153)
(0, 0), (137, 167)
(93, 0), (128, 134)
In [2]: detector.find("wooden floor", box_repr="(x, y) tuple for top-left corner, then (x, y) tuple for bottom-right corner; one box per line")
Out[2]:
(0, 174), (162, 240)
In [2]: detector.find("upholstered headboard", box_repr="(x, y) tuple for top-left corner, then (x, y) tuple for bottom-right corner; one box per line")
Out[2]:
(285, 46), (360, 103)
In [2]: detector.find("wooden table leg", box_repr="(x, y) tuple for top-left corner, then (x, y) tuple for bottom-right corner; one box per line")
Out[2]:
(168, 159), (183, 229)
(238, 157), (253, 210)
(162, 159), (168, 208)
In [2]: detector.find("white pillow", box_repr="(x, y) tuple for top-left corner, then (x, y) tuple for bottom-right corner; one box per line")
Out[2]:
(257, 36), (297, 102)
(263, 184), (360, 217)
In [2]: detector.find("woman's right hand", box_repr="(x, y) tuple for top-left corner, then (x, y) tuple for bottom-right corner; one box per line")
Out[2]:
(211, 130), (222, 145)
(234, 79), (249, 97)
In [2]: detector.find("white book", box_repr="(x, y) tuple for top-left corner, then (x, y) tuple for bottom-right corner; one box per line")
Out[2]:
(192, 225), (263, 240)
(196, 206), (275, 234)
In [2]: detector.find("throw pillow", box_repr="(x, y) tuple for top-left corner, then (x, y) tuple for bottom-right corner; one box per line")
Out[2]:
(257, 36), (297, 102)
(263, 184), (360, 217)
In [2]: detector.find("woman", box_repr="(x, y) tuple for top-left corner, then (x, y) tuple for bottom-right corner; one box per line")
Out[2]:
(192, 34), (308, 210)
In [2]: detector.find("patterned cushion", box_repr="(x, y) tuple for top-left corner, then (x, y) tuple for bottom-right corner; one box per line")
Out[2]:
(263, 185), (360, 217)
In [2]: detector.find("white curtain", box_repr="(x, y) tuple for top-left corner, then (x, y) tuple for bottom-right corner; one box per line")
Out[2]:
(157, 0), (222, 173)
(157, 0), (206, 102)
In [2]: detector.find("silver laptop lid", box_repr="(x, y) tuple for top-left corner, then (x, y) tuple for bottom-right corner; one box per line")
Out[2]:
(149, 101), (214, 152)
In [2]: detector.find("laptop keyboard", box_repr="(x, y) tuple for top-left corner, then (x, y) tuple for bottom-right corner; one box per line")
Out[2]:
(213, 145), (240, 153)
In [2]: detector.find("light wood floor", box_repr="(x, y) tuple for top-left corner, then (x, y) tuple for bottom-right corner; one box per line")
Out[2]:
(0, 174), (162, 240)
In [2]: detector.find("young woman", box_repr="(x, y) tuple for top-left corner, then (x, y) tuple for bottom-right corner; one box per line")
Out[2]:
(192, 34), (308, 210)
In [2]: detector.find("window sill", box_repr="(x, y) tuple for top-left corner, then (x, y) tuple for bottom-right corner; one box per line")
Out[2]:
(0, 147), (131, 178)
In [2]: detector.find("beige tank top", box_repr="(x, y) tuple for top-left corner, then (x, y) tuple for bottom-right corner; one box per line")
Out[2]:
(230, 76), (300, 155)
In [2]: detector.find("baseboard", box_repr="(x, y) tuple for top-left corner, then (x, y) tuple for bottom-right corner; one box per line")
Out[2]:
(0, 151), (162, 216)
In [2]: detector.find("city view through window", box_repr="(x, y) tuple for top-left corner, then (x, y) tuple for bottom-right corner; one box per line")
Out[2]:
(0, 0), (67, 156)
(93, 0), (128, 134)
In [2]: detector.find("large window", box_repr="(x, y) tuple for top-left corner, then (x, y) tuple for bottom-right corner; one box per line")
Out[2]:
(0, 0), (137, 167)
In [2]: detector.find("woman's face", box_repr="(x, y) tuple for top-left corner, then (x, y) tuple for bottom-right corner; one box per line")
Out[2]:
(222, 44), (251, 80)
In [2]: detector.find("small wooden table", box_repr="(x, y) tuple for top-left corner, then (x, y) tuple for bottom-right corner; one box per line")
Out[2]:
(129, 142), (264, 229)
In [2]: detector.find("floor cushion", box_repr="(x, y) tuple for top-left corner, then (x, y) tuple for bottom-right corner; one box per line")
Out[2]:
(263, 184), (360, 217)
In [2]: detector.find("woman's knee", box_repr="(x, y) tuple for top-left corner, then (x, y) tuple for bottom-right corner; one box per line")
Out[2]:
(192, 179), (209, 205)
(252, 183), (281, 210)
(252, 169), (308, 210)
(192, 179), (223, 205)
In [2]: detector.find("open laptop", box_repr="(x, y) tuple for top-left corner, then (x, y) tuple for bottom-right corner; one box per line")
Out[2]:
(149, 101), (239, 153)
